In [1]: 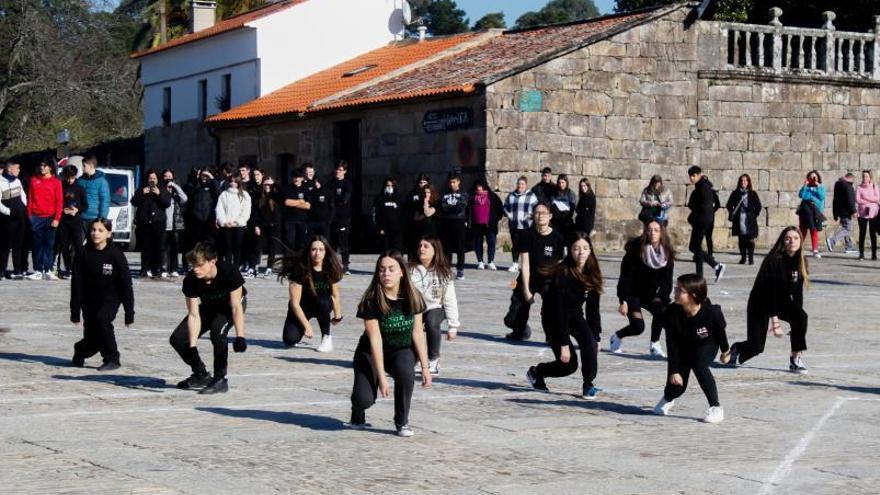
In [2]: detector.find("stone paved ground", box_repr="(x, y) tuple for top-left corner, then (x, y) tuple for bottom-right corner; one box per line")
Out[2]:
(1, 250), (878, 495)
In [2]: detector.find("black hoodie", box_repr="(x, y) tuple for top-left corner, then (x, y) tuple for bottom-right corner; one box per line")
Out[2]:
(70, 243), (135, 324)
(665, 300), (729, 375)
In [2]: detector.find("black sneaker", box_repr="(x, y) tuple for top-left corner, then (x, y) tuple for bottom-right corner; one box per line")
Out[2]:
(789, 356), (808, 374)
(198, 377), (229, 394)
(176, 373), (213, 390)
(505, 325), (532, 341)
(714, 263), (726, 283)
(526, 366), (548, 391)
(97, 361), (121, 371)
(726, 345), (739, 368)
(71, 355), (85, 368)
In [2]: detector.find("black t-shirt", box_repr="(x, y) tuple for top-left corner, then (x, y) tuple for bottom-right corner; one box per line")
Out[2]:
(292, 268), (332, 307)
(182, 261), (246, 313)
(521, 228), (566, 289)
(356, 298), (420, 350)
(309, 187), (333, 223)
(282, 184), (309, 222)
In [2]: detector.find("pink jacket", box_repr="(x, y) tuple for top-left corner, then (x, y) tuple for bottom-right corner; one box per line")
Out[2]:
(856, 183), (880, 219)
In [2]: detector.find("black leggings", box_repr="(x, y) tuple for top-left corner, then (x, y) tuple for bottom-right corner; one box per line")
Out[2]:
(138, 222), (167, 273)
(535, 311), (599, 388)
(858, 217), (877, 258)
(423, 308), (444, 360)
(330, 220), (350, 266)
(220, 227), (245, 269)
(734, 302), (808, 364)
(442, 219), (467, 271)
(56, 217), (84, 272)
(74, 303), (121, 364)
(166, 230), (182, 273)
(282, 298), (332, 347)
(737, 235), (755, 261)
(0, 213), (25, 275)
(169, 299), (246, 378)
(689, 221), (717, 278)
(616, 297), (666, 343)
(350, 345), (415, 427)
(663, 343), (720, 407)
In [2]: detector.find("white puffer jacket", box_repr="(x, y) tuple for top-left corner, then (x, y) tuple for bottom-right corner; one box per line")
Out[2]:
(215, 188), (251, 227)
(410, 264), (460, 329)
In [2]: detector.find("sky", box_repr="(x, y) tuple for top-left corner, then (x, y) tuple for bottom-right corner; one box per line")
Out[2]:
(456, 0), (617, 26)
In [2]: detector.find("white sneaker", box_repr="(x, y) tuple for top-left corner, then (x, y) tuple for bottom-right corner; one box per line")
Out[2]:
(653, 398), (675, 416)
(649, 341), (666, 358)
(609, 332), (622, 354)
(160, 271), (169, 279)
(169, 271), (179, 278)
(396, 424), (414, 437)
(428, 359), (439, 375)
(264, 267), (274, 277)
(488, 262), (497, 271)
(316, 335), (333, 353)
(26, 272), (43, 281)
(44, 271), (59, 281)
(507, 262), (519, 272)
(476, 262), (485, 270)
(703, 406), (725, 423)
(145, 270), (154, 278)
(813, 250), (821, 259)
(714, 263), (726, 283)
(825, 238), (833, 252)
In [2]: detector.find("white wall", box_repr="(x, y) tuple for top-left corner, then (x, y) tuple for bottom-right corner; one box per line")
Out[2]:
(253, 0), (403, 95)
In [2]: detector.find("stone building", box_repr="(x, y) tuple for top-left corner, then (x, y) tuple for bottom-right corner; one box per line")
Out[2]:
(208, 2), (880, 250)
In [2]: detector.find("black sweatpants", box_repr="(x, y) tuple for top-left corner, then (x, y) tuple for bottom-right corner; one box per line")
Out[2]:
(858, 217), (877, 259)
(380, 228), (403, 253)
(166, 230), (182, 273)
(424, 308), (444, 361)
(503, 281), (534, 337)
(442, 220), (467, 271)
(283, 220), (308, 253)
(137, 222), (167, 274)
(282, 298), (332, 347)
(737, 235), (755, 262)
(616, 297), (666, 343)
(219, 227), (245, 269)
(56, 217), (84, 273)
(510, 228), (528, 263)
(169, 298), (246, 378)
(734, 302), (808, 364)
(689, 221), (718, 278)
(74, 302), (121, 365)
(535, 310), (599, 388)
(350, 345), (415, 427)
(663, 343), (720, 407)
(330, 220), (350, 266)
(0, 213), (26, 275)
(309, 221), (330, 240)
(262, 224), (281, 269)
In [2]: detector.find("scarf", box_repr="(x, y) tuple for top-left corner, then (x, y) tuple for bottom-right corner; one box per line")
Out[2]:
(2, 171), (16, 183)
(642, 244), (667, 269)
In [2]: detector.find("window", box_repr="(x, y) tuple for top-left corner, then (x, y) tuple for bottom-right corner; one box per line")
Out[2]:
(216, 74), (231, 112)
(162, 87), (171, 126)
(198, 79), (207, 120)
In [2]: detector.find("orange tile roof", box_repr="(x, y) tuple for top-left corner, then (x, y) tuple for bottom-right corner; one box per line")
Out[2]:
(131, 0), (307, 59)
(206, 33), (481, 123)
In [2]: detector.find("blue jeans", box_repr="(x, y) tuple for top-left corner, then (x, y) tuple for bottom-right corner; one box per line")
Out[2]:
(472, 224), (496, 263)
(31, 216), (56, 272)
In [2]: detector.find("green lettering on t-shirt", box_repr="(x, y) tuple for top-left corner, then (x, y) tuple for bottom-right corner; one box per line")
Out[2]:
(380, 309), (414, 348)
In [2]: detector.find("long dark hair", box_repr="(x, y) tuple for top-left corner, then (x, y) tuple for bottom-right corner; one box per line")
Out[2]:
(358, 250), (426, 316)
(638, 219), (676, 260)
(422, 184), (439, 207)
(277, 236), (343, 297)
(738, 173), (753, 191)
(259, 177), (277, 212)
(579, 178), (594, 196)
(410, 235), (454, 282)
(762, 226), (810, 287)
(542, 231), (603, 293)
(644, 174), (665, 194)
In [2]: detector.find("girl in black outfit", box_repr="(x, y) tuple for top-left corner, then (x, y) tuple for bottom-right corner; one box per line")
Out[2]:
(132, 169), (171, 278)
(549, 175), (577, 241)
(70, 218), (135, 371)
(257, 177), (282, 275)
(729, 226), (810, 373)
(349, 251), (430, 437)
(653, 274), (730, 424)
(526, 231), (603, 399)
(279, 236), (343, 351)
(726, 174), (763, 265)
(610, 219), (675, 358)
(411, 184), (438, 253)
(57, 165), (87, 278)
(404, 174), (431, 258)
(575, 178), (596, 236)
(373, 178), (403, 252)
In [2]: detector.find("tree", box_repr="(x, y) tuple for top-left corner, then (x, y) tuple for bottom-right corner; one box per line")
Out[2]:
(514, 0), (600, 30)
(473, 12), (506, 30)
(412, 0), (469, 36)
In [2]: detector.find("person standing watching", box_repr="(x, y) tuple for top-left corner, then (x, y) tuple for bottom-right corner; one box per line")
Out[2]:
(282, 169), (311, 252)
(26, 157), (63, 280)
(329, 161), (353, 274)
(531, 167), (555, 204)
(131, 170), (172, 278)
(57, 165), (88, 278)
(439, 173), (469, 281)
(504, 176), (538, 273)
(854, 171), (878, 261)
(0, 161), (28, 279)
(826, 172), (857, 255)
(686, 166), (725, 282)
(725, 174), (762, 265)
(77, 154), (110, 235)
(162, 169), (188, 277)
(796, 170), (826, 258)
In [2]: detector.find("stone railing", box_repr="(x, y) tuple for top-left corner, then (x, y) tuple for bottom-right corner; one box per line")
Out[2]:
(720, 7), (880, 79)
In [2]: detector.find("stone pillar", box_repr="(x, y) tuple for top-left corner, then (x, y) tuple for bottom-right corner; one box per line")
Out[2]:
(824, 11), (836, 74)
(770, 7), (783, 72)
(874, 16), (880, 80)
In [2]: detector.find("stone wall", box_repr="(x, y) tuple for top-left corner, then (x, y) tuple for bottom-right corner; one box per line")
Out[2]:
(144, 120), (216, 176)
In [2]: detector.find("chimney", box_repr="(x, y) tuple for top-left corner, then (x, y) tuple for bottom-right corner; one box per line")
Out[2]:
(190, 0), (217, 33)
(417, 25), (428, 41)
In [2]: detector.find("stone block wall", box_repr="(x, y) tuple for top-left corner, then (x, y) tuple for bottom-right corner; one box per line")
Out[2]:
(145, 120), (216, 176)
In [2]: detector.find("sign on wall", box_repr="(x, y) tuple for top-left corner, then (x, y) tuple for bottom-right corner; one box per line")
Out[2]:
(519, 90), (543, 112)
(423, 108), (473, 133)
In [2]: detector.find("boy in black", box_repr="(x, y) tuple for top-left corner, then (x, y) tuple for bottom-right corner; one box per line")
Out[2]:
(687, 166), (725, 282)
(308, 182), (334, 239)
(282, 169), (311, 252)
(169, 242), (248, 394)
(58, 165), (88, 278)
(439, 173), (468, 280)
(329, 162), (352, 273)
(503, 203), (566, 341)
(70, 218), (135, 370)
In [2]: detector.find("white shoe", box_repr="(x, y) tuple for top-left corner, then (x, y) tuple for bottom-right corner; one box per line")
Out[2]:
(714, 263), (726, 283)
(488, 262), (497, 271)
(160, 271), (169, 279)
(825, 238), (833, 252)
(649, 341), (666, 358)
(703, 406), (725, 423)
(316, 335), (333, 353)
(44, 271), (59, 281)
(609, 333), (622, 354)
(813, 250), (821, 258)
(653, 398), (675, 416)
(26, 272), (43, 281)
(396, 424), (414, 437)
(507, 262), (519, 272)
(476, 262), (485, 270)
(428, 359), (439, 376)
(145, 270), (153, 278)
(169, 271), (179, 278)
(264, 267), (274, 277)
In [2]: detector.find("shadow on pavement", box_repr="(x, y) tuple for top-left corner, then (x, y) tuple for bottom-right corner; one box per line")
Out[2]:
(790, 380), (880, 395)
(507, 397), (653, 416)
(246, 339), (288, 350)
(0, 352), (71, 368)
(275, 355), (352, 369)
(432, 376), (530, 392)
(196, 407), (346, 430)
(602, 350), (665, 362)
(456, 331), (548, 348)
(52, 373), (171, 391)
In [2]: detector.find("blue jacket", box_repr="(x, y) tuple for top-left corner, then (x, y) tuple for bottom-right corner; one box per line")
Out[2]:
(798, 184), (826, 211)
(77, 170), (110, 220)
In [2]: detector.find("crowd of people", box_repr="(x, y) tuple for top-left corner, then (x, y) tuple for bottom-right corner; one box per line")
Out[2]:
(1, 156), (833, 436)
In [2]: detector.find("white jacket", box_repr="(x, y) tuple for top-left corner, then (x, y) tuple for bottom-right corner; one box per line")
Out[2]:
(0, 174), (27, 216)
(215, 189), (251, 227)
(410, 264), (460, 329)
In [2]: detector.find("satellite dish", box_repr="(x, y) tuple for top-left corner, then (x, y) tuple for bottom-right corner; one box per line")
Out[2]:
(402, 1), (412, 24)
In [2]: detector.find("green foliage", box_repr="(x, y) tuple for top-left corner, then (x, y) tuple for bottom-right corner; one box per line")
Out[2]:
(514, 0), (601, 29)
(473, 12), (506, 30)
(412, 0), (469, 36)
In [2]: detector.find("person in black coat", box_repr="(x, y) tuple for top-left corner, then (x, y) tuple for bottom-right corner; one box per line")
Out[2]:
(70, 218), (135, 371)
(373, 177), (403, 252)
(687, 166), (725, 281)
(725, 173), (763, 265)
(132, 169), (172, 277)
(729, 226), (810, 373)
(403, 174), (431, 258)
(467, 179), (504, 270)
(575, 178), (596, 236)
(439, 173), (469, 279)
(57, 165), (88, 278)
(184, 168), (220, 254)
(609, 219), (674, 358)
(826, 172), (857, 253)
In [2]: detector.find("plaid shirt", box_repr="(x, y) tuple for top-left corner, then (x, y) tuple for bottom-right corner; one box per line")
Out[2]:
(504, 189), (538, 230)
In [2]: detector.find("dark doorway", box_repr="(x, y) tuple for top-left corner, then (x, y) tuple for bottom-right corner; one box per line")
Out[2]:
(277, 153), (296, 184)
(333, 120), (370, 252)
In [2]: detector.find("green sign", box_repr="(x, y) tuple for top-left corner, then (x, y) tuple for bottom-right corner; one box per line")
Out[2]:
(519, 90), (543, 112)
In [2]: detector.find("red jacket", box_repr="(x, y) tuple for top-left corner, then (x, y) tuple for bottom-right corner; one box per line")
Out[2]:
(27, 175), (63, 221)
